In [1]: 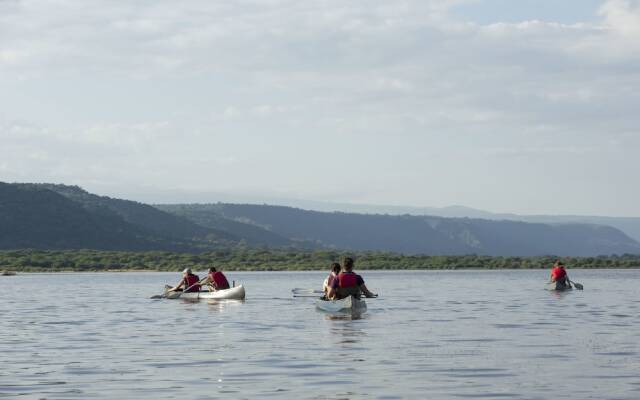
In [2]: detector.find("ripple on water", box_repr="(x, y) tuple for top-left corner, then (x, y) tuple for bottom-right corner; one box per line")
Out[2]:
(3, 270), (640, 399)
(429, 368), (517, 378)
(491, 323), (525, 329)
(452, 393), (522, 398)
(594, 352), (637, 356)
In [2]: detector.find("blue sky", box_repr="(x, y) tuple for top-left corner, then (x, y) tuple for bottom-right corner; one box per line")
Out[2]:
(1, 0), (639, 216)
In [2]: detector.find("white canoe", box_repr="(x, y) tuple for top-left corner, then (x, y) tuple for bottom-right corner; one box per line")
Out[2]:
(545, 281), (572, 291)
(178, 285), (246, 300)
(316, 296), (367, 313)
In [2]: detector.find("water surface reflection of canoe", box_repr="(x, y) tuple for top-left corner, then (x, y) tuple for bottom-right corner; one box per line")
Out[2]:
(316, 295), (367, 313)
(545, 281), (572, 291)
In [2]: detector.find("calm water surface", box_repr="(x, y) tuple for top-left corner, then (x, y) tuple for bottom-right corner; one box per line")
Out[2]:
(1, 270), (639, 399)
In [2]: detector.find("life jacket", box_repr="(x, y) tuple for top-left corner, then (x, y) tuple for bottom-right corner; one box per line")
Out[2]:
(209, 271), (230, 290)
(184, 274), (201, 292)
(337, 272), (359, 288)
(551, 267), (567, 282)
(336, 272), (361, 299)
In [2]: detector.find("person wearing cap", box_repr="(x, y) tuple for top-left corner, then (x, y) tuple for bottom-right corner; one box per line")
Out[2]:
(167, 268), (201, 293)
(199, 267), (230, 291)
(550, 260), (570, 288)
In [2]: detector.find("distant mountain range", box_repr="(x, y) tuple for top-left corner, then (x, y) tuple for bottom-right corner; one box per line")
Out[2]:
(0, 183), (237, 251)
(1, 182), (639, 256)
(241, 200), (640, 243)
(158, 203), (640, 256)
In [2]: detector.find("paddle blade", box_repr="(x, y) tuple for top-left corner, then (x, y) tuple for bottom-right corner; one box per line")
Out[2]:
(573, 282), (584, 290)
(292, 288), (323, 294)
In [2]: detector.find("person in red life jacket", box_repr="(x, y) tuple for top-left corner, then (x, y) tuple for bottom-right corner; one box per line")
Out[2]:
(200, 267), (231, 291)
(550, 260), (570, 287)
(327, 257), (377, 299)
(167, 268), (201, 293)
(323, 262), (341, 296)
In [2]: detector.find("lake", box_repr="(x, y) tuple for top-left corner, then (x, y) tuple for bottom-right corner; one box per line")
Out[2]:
(1, 270), (639, 399)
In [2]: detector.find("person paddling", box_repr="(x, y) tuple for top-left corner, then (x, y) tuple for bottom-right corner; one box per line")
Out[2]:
(550, 260), (570, 288)
(323, 263), (341, 296)
(167, 268), (201, 293)
(200, 267), (231, 291)
(327, 257), (376, 299)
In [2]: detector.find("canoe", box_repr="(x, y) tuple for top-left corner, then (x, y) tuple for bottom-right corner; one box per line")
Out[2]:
(545, 281), (572, 291)
(316, 295), (367, 313)
(177, 285), (245, 300)
(1, 271), (16, 276)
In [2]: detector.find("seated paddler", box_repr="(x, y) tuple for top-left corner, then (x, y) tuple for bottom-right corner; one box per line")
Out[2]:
(550, 260), (570, 287)
(327, 257), (377, 300)
(167, 268), (201, 293)
(323, 262), (341, 296)
(199, 267), (231, 291)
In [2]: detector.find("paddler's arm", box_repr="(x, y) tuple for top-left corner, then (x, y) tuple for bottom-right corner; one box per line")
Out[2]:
(322, 277), (330, 294)
(360, 284), (377, 298)
(168, 279), (185, 292)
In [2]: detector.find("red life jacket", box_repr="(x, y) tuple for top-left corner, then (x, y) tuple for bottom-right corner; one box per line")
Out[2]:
(551, 267), (566, 281)
(209, 271), (230, 289)
(338, 272), (359, 288)
(184, 274), (201, 292)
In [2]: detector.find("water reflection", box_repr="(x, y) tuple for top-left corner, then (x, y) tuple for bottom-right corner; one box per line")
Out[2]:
(206, 299), (245, 312)
(548, 290), (574, 300)
(323, 311), (367, 321)
(2, 270), (640, 400)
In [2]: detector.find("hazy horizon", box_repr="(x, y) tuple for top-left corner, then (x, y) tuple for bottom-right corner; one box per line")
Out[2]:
(7, 180), (640, 219)
(2, 0), (639, 216)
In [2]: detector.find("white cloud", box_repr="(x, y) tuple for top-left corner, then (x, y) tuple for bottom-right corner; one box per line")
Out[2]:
(600, 0), (640, 35)
(1, 0), (639, 215)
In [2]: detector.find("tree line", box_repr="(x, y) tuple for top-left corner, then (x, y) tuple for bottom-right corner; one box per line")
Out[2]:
(1, 249), (639, 272)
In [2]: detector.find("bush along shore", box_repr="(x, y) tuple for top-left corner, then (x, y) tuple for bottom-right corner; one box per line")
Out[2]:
(0, 249), (639, 272)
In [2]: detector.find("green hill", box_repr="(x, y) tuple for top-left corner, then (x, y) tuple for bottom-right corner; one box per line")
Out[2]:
(165, 203), (640, 256)
(2, 182), (639, 256)
(0, 183), (236, 251)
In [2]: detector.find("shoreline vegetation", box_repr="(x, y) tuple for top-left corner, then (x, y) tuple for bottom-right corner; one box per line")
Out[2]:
(0, 249), (639, 272)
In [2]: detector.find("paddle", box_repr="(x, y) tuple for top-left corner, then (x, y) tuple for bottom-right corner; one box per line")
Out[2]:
(291, 288), (324, 295)
(168, 281), (203, 299)
(151, 282), (201, 299)
(293, 294), (379, 299)
(569, 279), (584, 290)
(149, 285), (174, 299)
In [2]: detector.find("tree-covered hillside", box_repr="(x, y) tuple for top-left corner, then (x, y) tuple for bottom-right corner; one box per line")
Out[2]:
(161, 203), (640, 256)
(0, 183), (152, 250)
(2, 182), (639, 256)
(0, 183), (236, 251)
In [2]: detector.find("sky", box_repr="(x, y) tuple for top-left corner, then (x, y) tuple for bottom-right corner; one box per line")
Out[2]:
(1, 0), (639, 216)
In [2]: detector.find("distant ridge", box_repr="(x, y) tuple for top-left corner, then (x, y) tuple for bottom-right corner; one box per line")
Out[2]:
(2, 182), (639, 256)
(0, 183), (238, 251)
(158, 203), (640, 256)
(222, 199), (640, 242)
